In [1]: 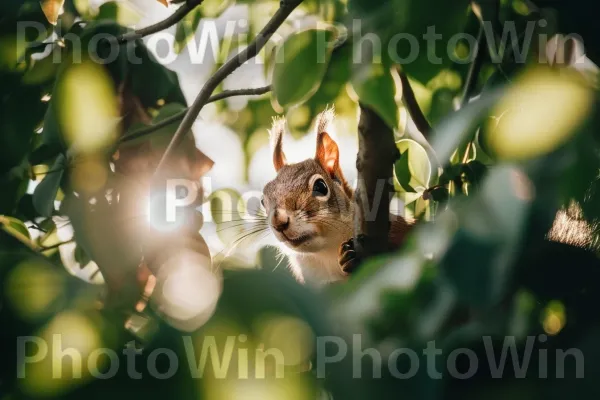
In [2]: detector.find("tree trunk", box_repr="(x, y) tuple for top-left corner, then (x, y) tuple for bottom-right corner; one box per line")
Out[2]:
(353, 103), (399, 259)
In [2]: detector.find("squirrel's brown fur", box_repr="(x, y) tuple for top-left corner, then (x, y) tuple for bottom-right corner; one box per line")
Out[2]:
(262, 108), (412, 285)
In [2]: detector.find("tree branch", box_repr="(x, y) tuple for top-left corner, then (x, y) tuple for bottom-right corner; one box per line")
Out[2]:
(353, 104), (399, 259)
(117, 0), (204, 43)
(119, 85), (271, 143)
(153, 0), (304, 175)
(398, 69), (431, 138)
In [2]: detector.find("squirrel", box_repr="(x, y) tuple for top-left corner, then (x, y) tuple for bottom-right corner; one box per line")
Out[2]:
(261, 108), (413, 285)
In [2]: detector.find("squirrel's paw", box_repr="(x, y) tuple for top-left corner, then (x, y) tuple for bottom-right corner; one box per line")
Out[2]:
(338, 238), (360, 275)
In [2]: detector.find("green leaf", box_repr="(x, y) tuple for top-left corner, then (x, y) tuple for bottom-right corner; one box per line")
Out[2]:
(272, 28), (337, 109)
(431, 89), (502, 163)
(394, 139), (431, 193)
(306, 42), (352, 110)
(0, 216), (31, 244)
(348, 0), (470, 84)
(480, 68), (594, 161)
(95, 1), (140, 25)
(1, 85), (47, 173)
(130, 44), (187, 107)
(29, 143), (61, 166)
(0, 164), (29, 215)
(22, 51), (59, 85)
(33, 153), (66, 217)
(442, 165), (531, 308)
(351, 63), (399, 130)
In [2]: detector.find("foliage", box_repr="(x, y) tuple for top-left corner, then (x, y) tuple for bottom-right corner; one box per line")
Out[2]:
(2, 0), (600, 399)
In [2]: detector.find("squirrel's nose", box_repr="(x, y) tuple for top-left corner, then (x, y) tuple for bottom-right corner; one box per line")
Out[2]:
(272, 209), (290, 232)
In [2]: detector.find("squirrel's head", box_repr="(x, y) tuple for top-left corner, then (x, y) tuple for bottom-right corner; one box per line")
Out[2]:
(262, 108), (354, 253)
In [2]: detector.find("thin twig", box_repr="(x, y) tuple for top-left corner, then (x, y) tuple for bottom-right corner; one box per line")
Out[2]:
(40, 239), (75, 252)
(460, 26), (486, 107)
(117, 0), (204, 43)
(120, 85), (271, 143)
(154, 0), (304, 175)
(398, 68), (432, 138)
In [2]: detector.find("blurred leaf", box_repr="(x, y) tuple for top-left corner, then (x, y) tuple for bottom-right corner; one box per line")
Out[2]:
(482, 67), (594, 161)
(95, 1), (140, 25)
(33, 153), (65, 217)
(0, 164), (29, 215)
(29, 142), (61, 166)
(427, 88), (456, 126)
(351, 63), (398, 129)
(0, 86), (46, 172)
(348, 0), (470, 84)
(201, 0), (233, 18)
(78, 21), (129, 83)
(40, 0), (64, 25)
(130, 44), (187, 106)
(394, 139), (431, 193)
(174, 5), (203, 54)
(442, 166), (532, 308)
(0, 216), (31, 245)
(55, 61), (119, 154)
(22, 51), (59, 85)
(173, 0), (236, 55)
(272, 28), (337, 108)
(209, 188), (248, 245)
(432, 89), (502, 163)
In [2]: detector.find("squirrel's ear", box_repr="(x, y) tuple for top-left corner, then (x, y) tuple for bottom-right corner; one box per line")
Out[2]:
(315, 107), (339, 175)
(269, 117), (287, 172)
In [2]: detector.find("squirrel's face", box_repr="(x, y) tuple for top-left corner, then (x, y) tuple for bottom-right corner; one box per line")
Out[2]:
(263, 160), (352, 252)
(262, 109), (354, 253)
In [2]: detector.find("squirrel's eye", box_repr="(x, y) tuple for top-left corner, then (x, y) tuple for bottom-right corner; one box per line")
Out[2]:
(312, 178), (329, 197)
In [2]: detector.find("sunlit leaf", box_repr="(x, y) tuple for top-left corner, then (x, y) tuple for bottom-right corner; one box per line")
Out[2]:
(6, 259), (66, 322)
(55, 61), (119, 154)
(482, 67), (594, 161)
(272, 28), (337, 109)
(40, 0), (65, 25)
(351, 63), (399, 130)
(394, 139), (431, 193)
(0, 216), (31, 245)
